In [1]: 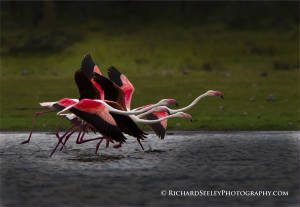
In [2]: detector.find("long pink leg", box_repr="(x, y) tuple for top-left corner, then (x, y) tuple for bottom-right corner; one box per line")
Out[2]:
(76, 124), (86, 144)
(105, 137), (114, 148)
(21, 111), (53, 144)
(55, 116), (64, 139)
(58, 123), (85, 151)
(95, 137), (105, 154)
(76, 136), (104, 144)
(59, 130), (76, 151)
(59, 121), (87, 151)
(137, 138), (144, 151)
(50, 125), (77, 157)
(59, 125), (79, 151)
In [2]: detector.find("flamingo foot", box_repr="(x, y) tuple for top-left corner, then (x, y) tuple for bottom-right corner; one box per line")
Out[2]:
(21, 111), (52, 144)
(113, 142), (122, 148)
(21, 140), (29, 144)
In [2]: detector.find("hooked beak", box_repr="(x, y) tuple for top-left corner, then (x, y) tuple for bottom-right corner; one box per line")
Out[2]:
(166, 99), (179, 106)
(183, 113), (193, 122)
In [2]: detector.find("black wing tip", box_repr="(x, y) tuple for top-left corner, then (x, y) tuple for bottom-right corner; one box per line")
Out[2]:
(107, 66), (123, 87)
(107, 66), (120, 74)
(107, 66), (122, 78)
(81, 54), (94, 66)
(81, 54), (96, 78)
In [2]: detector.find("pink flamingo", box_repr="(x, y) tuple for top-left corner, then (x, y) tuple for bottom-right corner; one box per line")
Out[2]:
(21, 98), (79, 144)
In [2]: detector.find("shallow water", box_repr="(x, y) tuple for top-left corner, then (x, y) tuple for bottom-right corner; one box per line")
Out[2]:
(0, 131), (299, 207)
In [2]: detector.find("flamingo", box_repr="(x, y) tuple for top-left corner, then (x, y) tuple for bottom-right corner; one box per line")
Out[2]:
(135, 90), (224, 139)
(91, 73), (180, 149)
(106, 67), (224, 139)
(22, 54), (102, 146)
(21, 98), (79, 144)
(57, 99), (192, 150)
(71, 58), (179, 151)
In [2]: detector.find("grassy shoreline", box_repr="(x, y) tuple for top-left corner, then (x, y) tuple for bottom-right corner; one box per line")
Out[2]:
(0, 21), (299, 131)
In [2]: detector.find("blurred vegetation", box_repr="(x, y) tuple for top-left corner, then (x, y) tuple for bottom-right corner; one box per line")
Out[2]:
(0, 2), (299, 131)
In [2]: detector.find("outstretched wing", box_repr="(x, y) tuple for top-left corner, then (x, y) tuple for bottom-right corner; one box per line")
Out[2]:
(81, 54), (102, 78)
(80, 54), (104, 99)
(74, 70), (100, 100)
(107, 66), (135, 110)
(69, 100), (127, 143)
(145, 112), (169, 139)
(93, 73), (126, 109)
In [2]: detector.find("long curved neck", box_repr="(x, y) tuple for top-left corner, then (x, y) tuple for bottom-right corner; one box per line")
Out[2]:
(136, 107), (158, 118)
(130, 113), (179, 124)
(131, 103), (161, 114)
(108, 103), (160, 115)
(169, 92), (210, 114)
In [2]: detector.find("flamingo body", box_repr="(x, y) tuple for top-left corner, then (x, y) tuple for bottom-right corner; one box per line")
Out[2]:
(146, 111), (169, 139)
(68, 99), (127, 143)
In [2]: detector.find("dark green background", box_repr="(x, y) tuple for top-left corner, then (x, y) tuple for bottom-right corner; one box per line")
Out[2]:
(0, 1), (299, 131)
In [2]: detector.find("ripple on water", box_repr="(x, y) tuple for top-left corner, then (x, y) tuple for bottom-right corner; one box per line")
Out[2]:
(68, 154), (126, 162)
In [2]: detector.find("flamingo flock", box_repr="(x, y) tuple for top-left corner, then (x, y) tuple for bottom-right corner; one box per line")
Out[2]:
(21, 54), (224, 157)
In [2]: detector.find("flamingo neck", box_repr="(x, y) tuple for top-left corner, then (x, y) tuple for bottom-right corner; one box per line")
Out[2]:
(131, 103), (161, 114)
(137, 107), (158, 118)
(169, 92), (210, 114)
(130, 113), (179, 124)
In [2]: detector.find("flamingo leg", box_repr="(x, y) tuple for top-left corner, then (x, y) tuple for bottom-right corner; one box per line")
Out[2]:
(55, 116), (64, 139)
(95, 137), (105, 154)
(76, 124), (87, 144)
(137, 138), (144, 151)
(21, 111), (53, 144)
(50, 124), (76, 157)
(76, 136), (104, 144)
(59, 126), (78, 151)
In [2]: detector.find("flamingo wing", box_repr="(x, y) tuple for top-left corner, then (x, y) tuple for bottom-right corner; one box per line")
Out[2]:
(74, 70), (101, 100)
(53, 98), (78, 110)
(80, 54), (104, 99)
(93, 73), (126, 109)
(81, 54), (102, 79)
(107, 66), (135, 110)
(104, 101), (148, 140)
(69, 100), (127, 143)
(145, 112), (169, 139)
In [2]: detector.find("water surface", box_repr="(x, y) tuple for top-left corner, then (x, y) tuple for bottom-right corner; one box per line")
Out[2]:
(0, 131), (299, 207)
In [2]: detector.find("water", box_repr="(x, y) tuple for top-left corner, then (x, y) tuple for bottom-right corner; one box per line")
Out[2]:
(0, 131), (299, 207)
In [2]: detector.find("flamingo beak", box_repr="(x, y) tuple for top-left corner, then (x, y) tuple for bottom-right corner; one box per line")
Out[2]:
(213, 91), (224, 99)
(183, 113), (193, 122)
(166, 99), (179, 106)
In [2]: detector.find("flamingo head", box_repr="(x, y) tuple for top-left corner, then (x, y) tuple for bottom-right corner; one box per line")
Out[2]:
(159, 99), (178, 106)
(177, 112), (193, 122)
(207, 90), (224, 99)
(152, 106), (171, 115)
